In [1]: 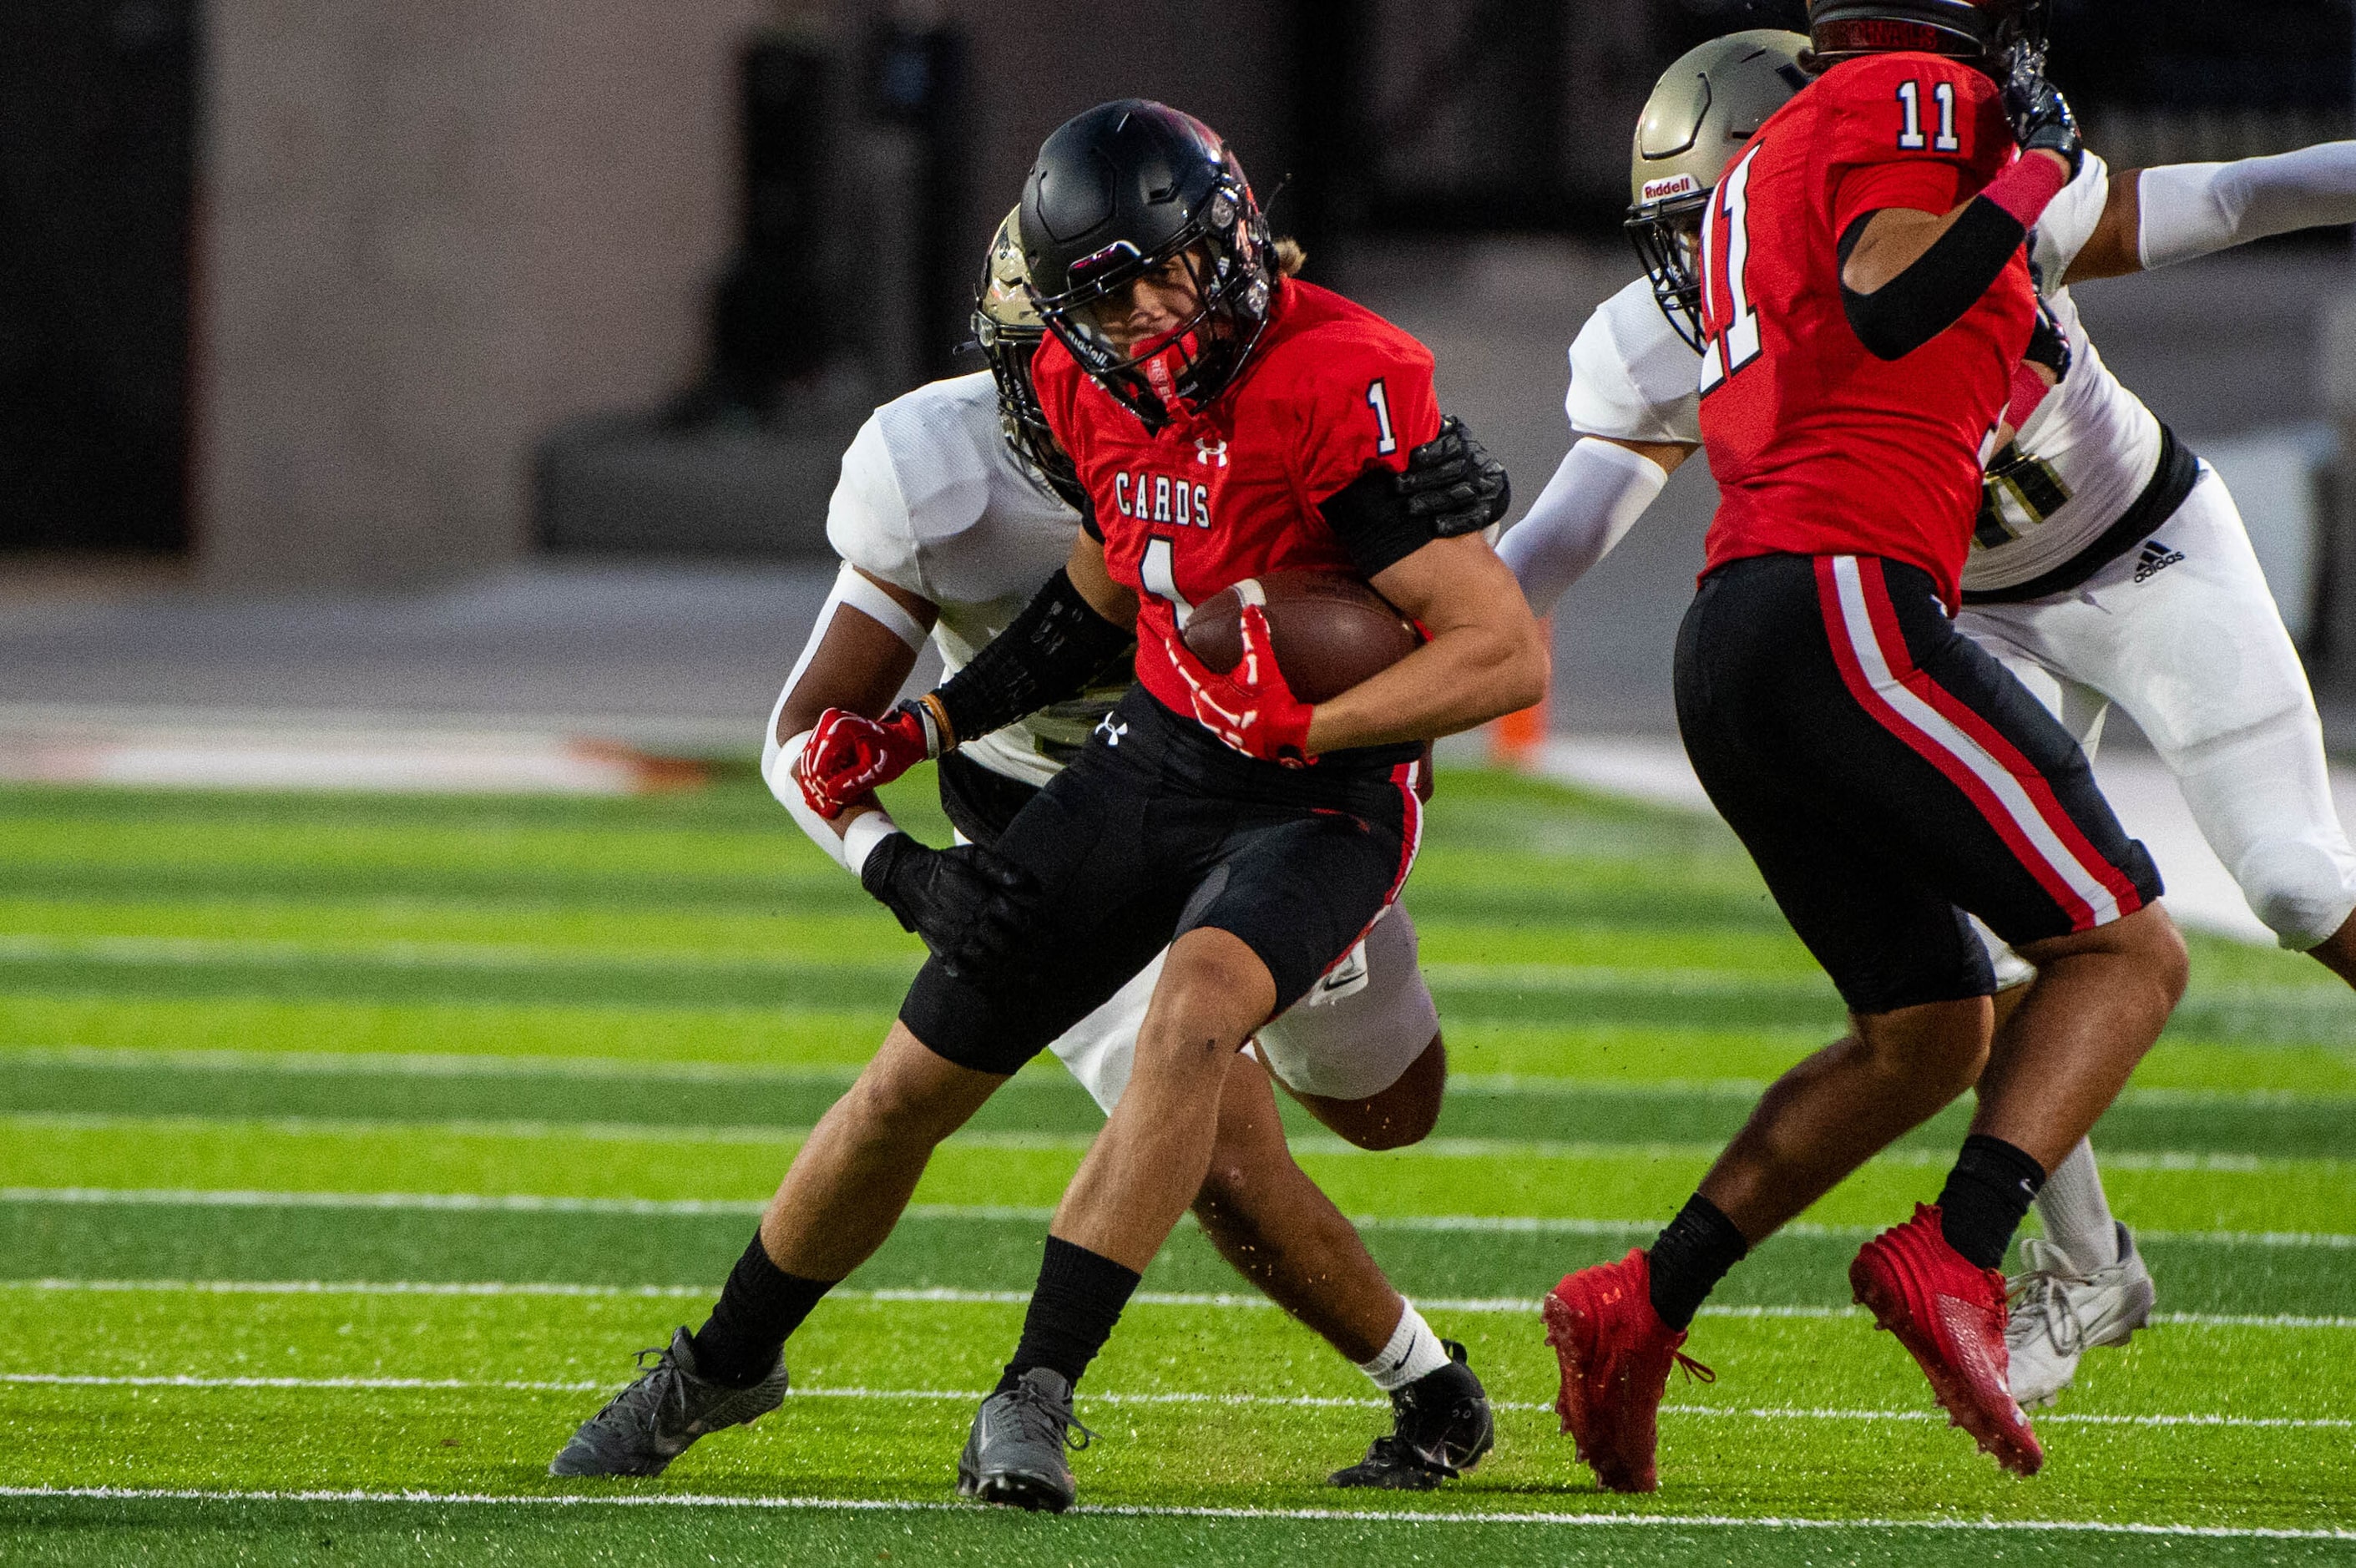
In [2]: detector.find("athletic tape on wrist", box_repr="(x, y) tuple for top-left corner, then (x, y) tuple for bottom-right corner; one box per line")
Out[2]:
(766, 728), (900, 874)
(840, 812), (901, 877)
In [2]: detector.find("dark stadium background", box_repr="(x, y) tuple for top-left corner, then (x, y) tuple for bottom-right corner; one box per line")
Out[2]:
(4, 0), (2355, 740)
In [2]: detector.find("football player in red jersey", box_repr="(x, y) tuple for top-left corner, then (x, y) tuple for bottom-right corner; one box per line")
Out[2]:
(546, 218), (1513, 1492)
(786, 102), (1540, 1510)
(1545, 1), (2187, 1490)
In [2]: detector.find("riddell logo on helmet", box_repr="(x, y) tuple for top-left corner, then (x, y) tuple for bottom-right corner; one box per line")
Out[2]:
(1642, 175), (1701, 202)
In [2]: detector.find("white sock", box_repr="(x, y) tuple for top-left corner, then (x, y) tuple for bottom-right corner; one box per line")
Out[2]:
(1357, 1303), (1451, 1393)
(2034, 1139), (2121, 1272)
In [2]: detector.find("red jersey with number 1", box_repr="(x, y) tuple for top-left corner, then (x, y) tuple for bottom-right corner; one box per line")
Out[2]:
(1696, 53), (2036, 605)
(1030, 279), (1440, 722)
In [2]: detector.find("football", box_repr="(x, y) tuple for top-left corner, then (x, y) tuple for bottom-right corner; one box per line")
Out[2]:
(1181, 572), (1420, 705)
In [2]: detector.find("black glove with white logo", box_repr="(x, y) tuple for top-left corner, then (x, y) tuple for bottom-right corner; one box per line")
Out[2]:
(1398, 416), (1512, 538)
(2005, 75), (2083, 180)
(858, 834), (1043, 980)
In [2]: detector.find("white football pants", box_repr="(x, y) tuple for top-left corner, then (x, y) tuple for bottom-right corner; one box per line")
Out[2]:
(1045, 903), (1441, 1114)
(1959, 467), (2356, 951)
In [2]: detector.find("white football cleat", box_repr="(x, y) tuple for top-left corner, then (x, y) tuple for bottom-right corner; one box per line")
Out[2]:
(2005, 1222), (2156, 1411)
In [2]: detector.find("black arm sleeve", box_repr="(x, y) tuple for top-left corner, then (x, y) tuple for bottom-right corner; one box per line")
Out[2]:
(931, 569), (1134, 746)
(1838, 199), (2029, 362)
(1320, 468), (1438, 580)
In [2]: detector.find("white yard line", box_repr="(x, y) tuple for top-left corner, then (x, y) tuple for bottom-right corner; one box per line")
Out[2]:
(3, 1115), (2327, 1171)
(3, 1485), (2349, 1540)
(8, 1373), (2344, 1433)
(6, 1187), (2349, 1251)
(10, 1277), (2356, 1330)
(11, 1046), (2346, 1117)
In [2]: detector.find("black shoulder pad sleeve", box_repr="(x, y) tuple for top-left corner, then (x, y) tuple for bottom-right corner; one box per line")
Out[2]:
(1321, 468), (1433, 580)
(933, 569), (1134, 747)
(1840, 199), (2029, 362)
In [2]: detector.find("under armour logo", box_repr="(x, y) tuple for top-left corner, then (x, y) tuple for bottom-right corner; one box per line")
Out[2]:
(1194, 434), (1229, 468)
(2133, 539), (2186, 584)
(1095, 716), (1129, 746)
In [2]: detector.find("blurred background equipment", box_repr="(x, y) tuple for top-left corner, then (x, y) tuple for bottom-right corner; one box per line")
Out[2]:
(0, 0), (195, 558)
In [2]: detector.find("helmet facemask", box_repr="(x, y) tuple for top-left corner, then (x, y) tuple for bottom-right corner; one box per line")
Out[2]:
(1626, 187), (1714, 352)
(973, 207), (1085, 508)
(1030, 175), (1277, 433)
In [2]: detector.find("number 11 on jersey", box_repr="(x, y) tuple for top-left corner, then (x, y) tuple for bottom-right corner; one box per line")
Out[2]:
(1699, 144), (1766, 396)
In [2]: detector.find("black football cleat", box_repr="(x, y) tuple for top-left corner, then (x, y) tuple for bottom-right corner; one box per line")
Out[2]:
(957, 1368), (1098, 1512)
(1329, 1339), (1495, 1490)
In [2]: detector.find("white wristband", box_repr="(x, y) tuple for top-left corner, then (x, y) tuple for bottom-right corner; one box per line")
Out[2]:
(841, 813), (901, 877)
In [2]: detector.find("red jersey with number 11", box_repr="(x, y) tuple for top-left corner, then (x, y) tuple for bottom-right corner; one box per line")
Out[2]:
(1030, 280), (1440, 723)
(1696, 53), (2036, 605)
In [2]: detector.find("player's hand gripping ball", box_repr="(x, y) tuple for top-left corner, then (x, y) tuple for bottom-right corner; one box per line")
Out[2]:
(1174, 600), (1317, 766)
(794, 704), (933, 818)
(1176, 573), (1421, 765)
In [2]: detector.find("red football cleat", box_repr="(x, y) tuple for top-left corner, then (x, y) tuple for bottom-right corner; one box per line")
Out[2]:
(1850, 1204), (2044, 1477)
(1543, 1248), (1713, 1493)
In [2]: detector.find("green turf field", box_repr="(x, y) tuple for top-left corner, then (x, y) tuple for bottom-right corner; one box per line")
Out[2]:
(2, 766), (2351, 1565)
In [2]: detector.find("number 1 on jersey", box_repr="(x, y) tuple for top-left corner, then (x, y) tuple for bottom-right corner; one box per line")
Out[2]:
(1141, 535), (1196, 627)
(1366, 379), (1398, 455)
(1699, 144), (1766, 396)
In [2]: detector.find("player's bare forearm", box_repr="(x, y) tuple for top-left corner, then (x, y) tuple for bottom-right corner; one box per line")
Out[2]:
(2060, 168), (2145, 283)
(1306, 535), (1548, 754)
(774, 569), (935, 839)
(1602, 437), (1696, 475)
(1841, 150), (2072, 294)
(1065, 530), (1140, 630)
(777, 569), (936, 742)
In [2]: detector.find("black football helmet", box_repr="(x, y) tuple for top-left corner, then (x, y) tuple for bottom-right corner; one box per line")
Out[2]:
(1806, 0), (2049, 86)
(1019, 99), (1277, 432)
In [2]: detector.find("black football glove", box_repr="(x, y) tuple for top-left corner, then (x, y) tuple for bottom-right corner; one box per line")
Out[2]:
(2004, 74), (2083, 180)
(1398, 416), (1512, 538)
(2024, 300), (2072, 387)
(858, 833), (1043, 979)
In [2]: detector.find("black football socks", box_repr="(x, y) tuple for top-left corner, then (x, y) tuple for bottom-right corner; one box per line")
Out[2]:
(998, 1236), (1142, 1394)
(1646, 1194), (1749, 1332)
(690, 1232), (837, 1388)
(1938, 1134), (2048, 1271)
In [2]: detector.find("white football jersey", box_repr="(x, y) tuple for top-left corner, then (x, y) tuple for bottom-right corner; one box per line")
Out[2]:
(1562, 155), (2170, 597)
(826, 372), (1127, 788)
(1973, 155), (2171, 594)
(1565, 278), (1706, 447)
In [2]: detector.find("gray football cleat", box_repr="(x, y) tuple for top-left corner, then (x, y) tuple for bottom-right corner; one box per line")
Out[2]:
(2005, 1222), (2156, 1410)
(1330, 1339), (1495, 1490)
(548, 1327), (787, 1477)
(955, 1367), (1098, 1513)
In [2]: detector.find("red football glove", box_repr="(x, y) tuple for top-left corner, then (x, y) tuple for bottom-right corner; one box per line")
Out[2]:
(1170, 604), (1316, 767)
(794, 704), (933, 818)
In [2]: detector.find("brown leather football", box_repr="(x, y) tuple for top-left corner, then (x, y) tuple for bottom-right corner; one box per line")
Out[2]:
(1181, 572), (1420, 705)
